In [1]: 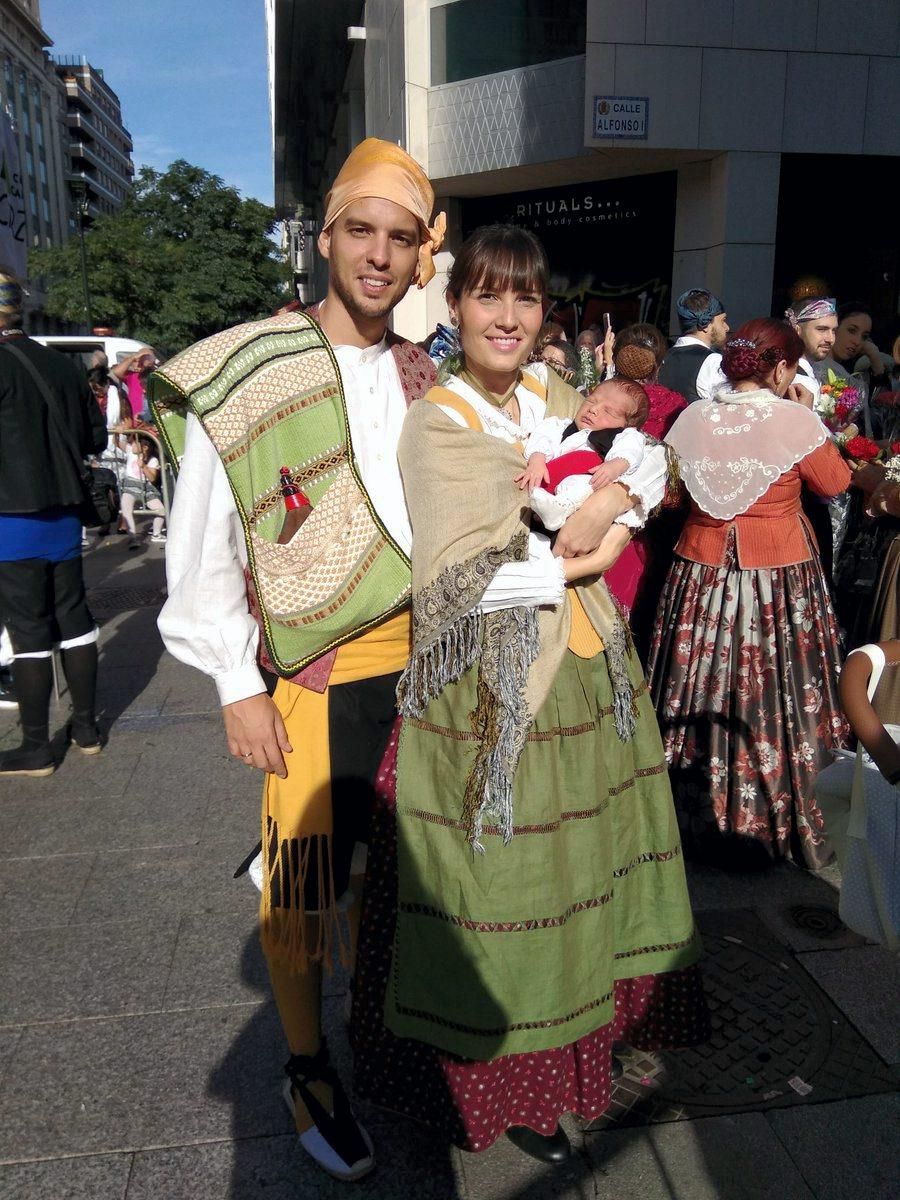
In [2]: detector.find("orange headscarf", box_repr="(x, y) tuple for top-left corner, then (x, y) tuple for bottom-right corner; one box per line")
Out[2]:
(323, 138), (446, 288)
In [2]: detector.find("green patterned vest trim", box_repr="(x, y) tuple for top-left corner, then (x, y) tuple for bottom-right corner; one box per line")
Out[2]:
(148, 311), (412, 676)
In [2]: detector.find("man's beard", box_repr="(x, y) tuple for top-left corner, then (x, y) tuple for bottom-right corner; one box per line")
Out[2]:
(331, 270), (399, 322)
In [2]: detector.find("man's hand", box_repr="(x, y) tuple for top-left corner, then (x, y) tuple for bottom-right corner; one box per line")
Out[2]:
(867, 480), (900, 519)
(850, 461), (886, 496)
(223, 692), (293, 779)
(553, 483), (634, 558)
(787, 383), (813, 409)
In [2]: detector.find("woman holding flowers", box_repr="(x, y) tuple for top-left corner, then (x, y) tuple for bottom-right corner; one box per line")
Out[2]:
(648, 318), (851, 870)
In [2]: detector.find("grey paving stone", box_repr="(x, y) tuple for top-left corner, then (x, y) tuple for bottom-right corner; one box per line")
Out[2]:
(163, 910), (265, 1010)
(583, 1113), (816, 1199)
(0, 917), (178, 1025)
(126, 1129), (460, 1200)
(71, 842), (254, 925)
(797, 946), (900, 1062)
(0, 1027), (22, 1088)
(160, 671), (218, 716)
(457, 1115), (593, 1199)
(0, 1154), (131, 1199)
(97, 665), (171, 719)
(125, 732), (249, 801)
(0, 1002), (289, 1161)
(0, 853), (95, 931)
(1, 787), (205, 856)
(199, 788), (260, 850)
(0, 1153), (131, 1199)
(685, 859), (837, 913)
(767, 1094), (900, 1200)
(754, 901), (867, 953)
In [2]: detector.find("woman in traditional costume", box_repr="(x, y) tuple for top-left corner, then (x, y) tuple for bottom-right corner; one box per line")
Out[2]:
(351, 225), (707, 1163)
(648, 319), (851, 870)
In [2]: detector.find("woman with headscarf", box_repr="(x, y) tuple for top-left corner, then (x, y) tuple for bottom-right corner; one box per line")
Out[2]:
(648, 318), (851, 870)
(350, 224), (707, 1165)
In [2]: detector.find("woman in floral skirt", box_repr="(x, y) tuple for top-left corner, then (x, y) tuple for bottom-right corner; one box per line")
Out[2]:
(647, 318), (851, 869)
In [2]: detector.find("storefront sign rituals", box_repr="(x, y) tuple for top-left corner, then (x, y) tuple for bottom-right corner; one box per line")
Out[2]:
(462, 172), (676, 333)
(593, 96), (649, 140)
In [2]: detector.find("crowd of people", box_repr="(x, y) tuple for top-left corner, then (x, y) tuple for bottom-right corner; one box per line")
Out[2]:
(1, 137), (898, 1181)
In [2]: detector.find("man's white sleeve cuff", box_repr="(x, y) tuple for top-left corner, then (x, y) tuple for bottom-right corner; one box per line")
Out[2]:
(215, 663), (268, 707)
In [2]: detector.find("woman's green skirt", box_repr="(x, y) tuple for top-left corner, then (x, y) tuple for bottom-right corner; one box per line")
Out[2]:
(386, 647), (700, 1060)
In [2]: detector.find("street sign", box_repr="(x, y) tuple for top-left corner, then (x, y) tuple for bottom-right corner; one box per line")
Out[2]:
(592, 96), (649, 140)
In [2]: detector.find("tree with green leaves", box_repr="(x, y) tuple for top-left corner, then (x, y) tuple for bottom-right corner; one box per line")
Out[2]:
(30, 161), (289, 355)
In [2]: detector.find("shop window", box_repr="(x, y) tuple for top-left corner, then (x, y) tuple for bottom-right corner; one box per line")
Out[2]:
(431, 0), (586, 86)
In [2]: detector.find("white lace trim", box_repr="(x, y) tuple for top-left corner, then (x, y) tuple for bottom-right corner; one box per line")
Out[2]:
(665, 389), (828, 520)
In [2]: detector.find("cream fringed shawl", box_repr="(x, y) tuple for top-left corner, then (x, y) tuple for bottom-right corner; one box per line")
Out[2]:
(396, 390), (637, 852)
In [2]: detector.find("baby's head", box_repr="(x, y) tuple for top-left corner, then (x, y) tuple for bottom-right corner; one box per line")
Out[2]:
(575, 380), (649, 433)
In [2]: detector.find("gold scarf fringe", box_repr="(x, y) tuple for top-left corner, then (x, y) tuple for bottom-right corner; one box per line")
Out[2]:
(259, 609), (411, 974)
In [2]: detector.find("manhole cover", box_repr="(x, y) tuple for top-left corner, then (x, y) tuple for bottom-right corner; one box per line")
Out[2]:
(653, 932), (832, 1108)
(787, 904), (845, 939)
(587, 910), (895, 1131)
(88, 587), (167, 614)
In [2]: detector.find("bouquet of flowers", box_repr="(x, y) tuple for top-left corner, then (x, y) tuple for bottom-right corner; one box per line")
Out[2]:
(816, 368), (862, 434)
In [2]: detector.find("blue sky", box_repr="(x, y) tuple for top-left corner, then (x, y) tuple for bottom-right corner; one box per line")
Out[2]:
(40, 0), (274, 205)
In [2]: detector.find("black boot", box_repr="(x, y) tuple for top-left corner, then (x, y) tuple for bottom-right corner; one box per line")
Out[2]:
(506, 1124), (571, 1164)
(0, 656), (54, 777)
(61, 642), (102, 752)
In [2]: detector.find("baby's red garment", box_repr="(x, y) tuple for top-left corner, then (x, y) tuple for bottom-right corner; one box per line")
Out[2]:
(544, 448), (603, 495)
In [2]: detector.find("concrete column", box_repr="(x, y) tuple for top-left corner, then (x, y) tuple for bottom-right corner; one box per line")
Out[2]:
(670, 151), (781, 335)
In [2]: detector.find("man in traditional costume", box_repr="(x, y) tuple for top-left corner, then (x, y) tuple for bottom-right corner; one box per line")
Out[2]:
(657, 287), (729, 404)
(151, 139), (446, 1181)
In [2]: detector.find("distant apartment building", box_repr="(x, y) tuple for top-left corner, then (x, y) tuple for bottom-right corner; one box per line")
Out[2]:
(53, 55), (134, 224)
(269, 1), (900, 342)
(0, 0), (70, 262)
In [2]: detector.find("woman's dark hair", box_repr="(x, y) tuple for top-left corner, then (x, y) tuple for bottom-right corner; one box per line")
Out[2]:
(87, 366), (109, 388)
(722, 318), (804, 384)
(613, 322), (667, 365)
(837, 301), (872, 325)
(446, 224), (549, 302)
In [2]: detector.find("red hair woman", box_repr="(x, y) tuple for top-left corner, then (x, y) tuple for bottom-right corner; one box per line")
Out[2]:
(647, 318), (851, 869)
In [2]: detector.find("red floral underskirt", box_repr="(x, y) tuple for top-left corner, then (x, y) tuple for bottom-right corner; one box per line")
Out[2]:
(350, 723), (710, 1152)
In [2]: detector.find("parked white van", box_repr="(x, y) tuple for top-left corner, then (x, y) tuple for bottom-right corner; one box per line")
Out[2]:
(30, 334), (150, 371)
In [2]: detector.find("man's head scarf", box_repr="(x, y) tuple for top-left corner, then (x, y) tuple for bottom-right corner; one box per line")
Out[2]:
(675, 288), (726, 333)
(322, 138), (446, 288)
(786, 297), (837, 328)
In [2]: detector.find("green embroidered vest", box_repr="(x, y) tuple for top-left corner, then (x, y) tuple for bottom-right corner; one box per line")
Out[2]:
(148, 311), (412, 676)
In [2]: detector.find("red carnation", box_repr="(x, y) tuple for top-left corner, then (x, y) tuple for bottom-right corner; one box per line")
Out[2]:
(844, 435), (880, 461)
(891, 440), (900, 454)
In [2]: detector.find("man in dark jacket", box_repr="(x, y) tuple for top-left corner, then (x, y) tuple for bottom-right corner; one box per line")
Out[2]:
(0, 274), (107, 777)
(658, 287), (729, 403)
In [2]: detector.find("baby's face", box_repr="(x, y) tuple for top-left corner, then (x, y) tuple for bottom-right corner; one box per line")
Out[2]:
(575, 386), (635, 431)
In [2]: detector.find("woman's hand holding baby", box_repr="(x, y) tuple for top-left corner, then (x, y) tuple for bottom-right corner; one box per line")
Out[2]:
(515, 453), (550, 491)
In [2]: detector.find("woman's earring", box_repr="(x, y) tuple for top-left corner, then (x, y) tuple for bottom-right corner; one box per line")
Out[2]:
(450, 313), (459, 329)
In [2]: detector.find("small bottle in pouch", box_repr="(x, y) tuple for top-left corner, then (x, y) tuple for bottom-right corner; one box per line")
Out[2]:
(277, 466), (311, 544)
